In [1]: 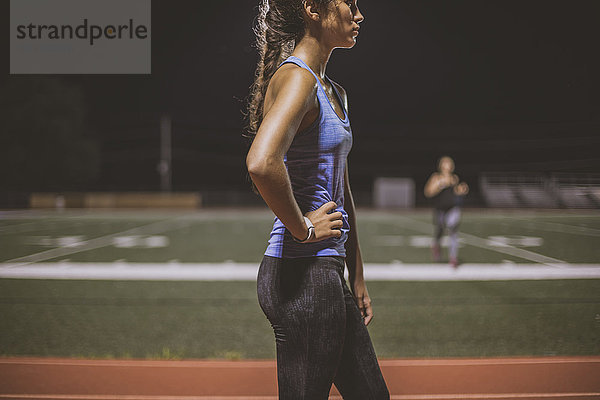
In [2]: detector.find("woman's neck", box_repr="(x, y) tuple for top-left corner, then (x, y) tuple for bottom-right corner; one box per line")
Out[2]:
(292, 35), (333, 80)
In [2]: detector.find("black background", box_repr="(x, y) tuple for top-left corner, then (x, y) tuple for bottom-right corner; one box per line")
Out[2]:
(2, 0), (599, 204)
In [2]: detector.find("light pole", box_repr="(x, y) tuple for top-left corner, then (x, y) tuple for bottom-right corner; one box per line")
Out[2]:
(158, 114), (172, 192)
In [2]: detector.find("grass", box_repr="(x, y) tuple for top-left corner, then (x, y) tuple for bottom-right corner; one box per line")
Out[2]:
(369, 279), (600, 357)
(1, 209), (598, 359)
(1, 209), (600, 264)
(0, 278), (598, 359)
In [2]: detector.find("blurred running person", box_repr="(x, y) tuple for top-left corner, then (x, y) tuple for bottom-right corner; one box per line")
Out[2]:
(245, 0), (389, 398)
(424, 156), (469, 268)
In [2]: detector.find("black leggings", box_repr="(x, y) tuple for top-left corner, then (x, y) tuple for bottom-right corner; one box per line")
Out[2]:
(257, 255), (390, 399)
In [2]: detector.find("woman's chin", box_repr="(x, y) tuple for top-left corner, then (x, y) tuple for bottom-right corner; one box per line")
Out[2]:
(339, 38), (357, 49)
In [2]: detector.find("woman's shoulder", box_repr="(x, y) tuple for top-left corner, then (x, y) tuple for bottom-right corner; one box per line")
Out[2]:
(427, 172), (441, 180)
(263, 63), (319, 118)
(271, 63), (318, 95)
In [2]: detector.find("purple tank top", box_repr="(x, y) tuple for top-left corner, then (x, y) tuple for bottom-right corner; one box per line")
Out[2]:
(264, 56), (353, 258)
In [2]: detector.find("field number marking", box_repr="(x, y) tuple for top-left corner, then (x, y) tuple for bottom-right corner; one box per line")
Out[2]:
(374, 235), (543, 248)
(390, 216), (566, 266)
(24, 235), (170, 248)
(3, 216), (191, 267)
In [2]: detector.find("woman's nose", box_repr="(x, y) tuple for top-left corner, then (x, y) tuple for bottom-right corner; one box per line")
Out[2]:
(355, 6), (364, 24)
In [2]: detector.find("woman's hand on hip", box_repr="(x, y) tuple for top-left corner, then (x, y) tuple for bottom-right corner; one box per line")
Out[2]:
(304, 201), (343, 242)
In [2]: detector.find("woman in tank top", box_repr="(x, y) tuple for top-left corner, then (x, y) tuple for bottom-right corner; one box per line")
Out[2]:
(245, 0), (389, 398)
(424, 156), (469, 268)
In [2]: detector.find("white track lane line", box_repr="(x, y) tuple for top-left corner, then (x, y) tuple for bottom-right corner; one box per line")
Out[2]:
(1, 262), (599, 281)
(1, 393), (599, 399)
(386, 395), (600, 400)
(2, 357), (597, 367)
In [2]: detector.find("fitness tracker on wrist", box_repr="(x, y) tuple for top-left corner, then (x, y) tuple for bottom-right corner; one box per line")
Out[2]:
(293, 216), (314, 243)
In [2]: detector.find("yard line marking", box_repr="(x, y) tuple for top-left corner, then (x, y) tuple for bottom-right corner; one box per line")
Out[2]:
(392, 215), (567, 267)
(459, 232), (565, 266)
(1, 262), (599, 281)
(373, 235), (545, 248)
(1, 216), (193, 268)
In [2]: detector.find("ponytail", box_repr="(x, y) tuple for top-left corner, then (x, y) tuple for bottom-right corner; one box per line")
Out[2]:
(244, 0), (306, 140)
(243, 0), (331, 193)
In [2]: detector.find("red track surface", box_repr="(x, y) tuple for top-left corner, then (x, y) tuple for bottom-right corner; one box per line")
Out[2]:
(1, 357), (599, 400)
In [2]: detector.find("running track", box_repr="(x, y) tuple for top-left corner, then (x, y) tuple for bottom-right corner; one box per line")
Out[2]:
(1, 357), (599, 399)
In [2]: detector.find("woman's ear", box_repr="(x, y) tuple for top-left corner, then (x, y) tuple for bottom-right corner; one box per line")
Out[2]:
(303, 0), (321, 22)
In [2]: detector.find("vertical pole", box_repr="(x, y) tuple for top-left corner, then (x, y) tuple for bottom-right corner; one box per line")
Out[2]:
(158, 114), (172, 192)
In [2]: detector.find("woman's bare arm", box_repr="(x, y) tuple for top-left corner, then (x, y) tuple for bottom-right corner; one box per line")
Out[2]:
(343, 160), (373, 325)
(344, 161), (362, 281)
(424, 173), (441, 198)
(333, 82), (373, 325)
(246, 66), (343, 241)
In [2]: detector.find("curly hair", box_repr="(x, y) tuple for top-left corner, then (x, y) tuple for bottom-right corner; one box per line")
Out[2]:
(244, 0), (333, 140)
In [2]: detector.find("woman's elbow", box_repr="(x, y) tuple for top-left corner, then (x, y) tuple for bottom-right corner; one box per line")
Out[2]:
(246, 155), (264, 178)
(246, 153), (277, 178)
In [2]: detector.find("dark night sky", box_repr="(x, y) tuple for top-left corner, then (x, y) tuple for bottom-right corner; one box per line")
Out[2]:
(3, 0), (600, 198)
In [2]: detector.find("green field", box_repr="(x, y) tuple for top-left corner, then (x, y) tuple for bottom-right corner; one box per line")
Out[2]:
(0, 208), (599, 359)
(2, 209), (600, 264)
(0, 279), (598, 359)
